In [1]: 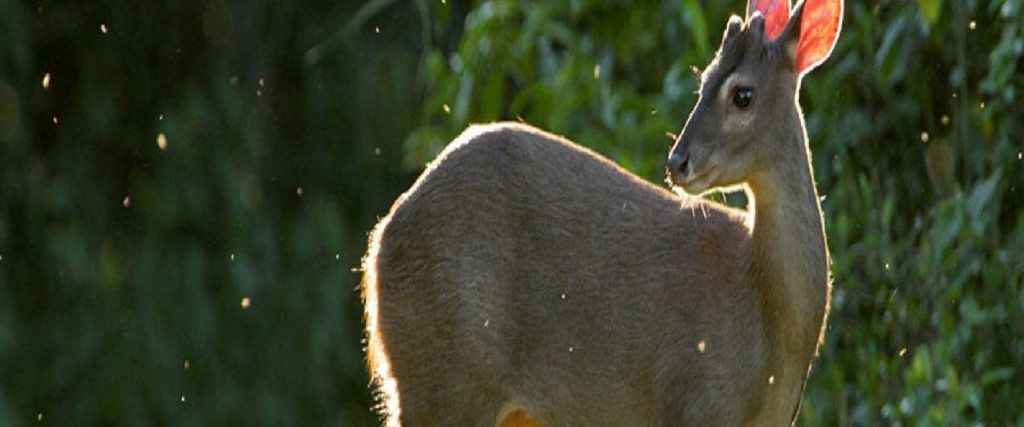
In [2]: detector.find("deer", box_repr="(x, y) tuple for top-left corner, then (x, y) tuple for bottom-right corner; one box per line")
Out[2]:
(361, 0), (842, 425)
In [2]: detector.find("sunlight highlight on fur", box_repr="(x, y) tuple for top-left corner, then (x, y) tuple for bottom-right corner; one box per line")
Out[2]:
(362, 216), (402, 426)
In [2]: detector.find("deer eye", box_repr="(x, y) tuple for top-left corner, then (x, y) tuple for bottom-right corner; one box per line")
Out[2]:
(732, 87), (754, 109)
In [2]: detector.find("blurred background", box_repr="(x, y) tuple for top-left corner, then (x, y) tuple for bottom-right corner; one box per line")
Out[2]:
(0, 0), (1022, 425)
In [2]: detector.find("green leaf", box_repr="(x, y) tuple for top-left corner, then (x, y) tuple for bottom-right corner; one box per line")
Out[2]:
(479, 73), (507, 121)
(967, 170), (1002, 219)
(917, 0), (943, 24)
(684, 0), (709, 58)
(980, 367), (1014, 386)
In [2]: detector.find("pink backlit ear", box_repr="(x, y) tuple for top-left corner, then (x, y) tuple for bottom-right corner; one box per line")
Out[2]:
(747, 0), (791, 40)
(795, 0), (843, 75)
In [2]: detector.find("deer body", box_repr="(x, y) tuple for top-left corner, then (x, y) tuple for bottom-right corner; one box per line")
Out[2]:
(363, 1), (842, 425)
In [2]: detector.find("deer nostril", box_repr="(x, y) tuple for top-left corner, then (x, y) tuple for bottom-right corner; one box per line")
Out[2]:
(668, 152), (689, 175)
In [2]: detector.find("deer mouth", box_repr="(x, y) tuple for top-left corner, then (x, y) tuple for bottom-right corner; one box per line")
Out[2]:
(678, 165), (718, 195)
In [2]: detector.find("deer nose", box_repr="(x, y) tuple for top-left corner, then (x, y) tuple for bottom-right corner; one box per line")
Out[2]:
(667, 152), (689, 176)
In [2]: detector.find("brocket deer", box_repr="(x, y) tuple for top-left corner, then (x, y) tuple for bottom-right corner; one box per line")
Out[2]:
(362, 0), (842, 425)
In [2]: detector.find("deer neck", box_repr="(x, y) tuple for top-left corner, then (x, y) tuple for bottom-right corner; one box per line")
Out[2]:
(746, 126), (830, 399)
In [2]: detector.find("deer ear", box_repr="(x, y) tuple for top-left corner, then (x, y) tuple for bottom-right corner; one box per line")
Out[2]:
(747, 0), (791, 40)
(785, 0), (843, 76)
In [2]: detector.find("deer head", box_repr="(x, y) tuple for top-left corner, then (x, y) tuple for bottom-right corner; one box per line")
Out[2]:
(667, 0), (842, 195)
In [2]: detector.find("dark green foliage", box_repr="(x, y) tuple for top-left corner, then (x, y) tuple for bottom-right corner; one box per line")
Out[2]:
(1, 0), (1021, 425)
(0, 1), (414, 425)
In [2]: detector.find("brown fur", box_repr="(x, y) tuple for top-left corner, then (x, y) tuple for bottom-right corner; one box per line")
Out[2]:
(365, 123), (761, 426)
(362, 2), (836, 426)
